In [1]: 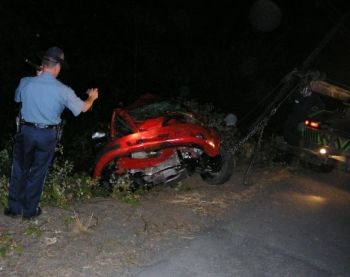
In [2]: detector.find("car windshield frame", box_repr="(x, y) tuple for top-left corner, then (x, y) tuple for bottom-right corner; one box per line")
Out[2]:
(128, 100), (191, 121)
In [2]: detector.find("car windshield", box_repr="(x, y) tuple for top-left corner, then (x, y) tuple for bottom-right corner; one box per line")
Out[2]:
(129, 100), (189, 121)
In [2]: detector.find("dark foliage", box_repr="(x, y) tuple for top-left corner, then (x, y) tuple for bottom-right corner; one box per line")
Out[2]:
(1, 0), (349, 154)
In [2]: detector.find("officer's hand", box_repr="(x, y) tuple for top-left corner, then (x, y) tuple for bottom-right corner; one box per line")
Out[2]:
(86, 88), (99, 101)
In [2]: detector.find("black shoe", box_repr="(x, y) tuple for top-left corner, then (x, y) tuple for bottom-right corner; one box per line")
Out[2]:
(4, 208), (21, 218)
(22, 207), (42, 220)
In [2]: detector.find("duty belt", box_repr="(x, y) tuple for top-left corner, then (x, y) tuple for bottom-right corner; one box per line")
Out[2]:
(23, 121), (58, 130)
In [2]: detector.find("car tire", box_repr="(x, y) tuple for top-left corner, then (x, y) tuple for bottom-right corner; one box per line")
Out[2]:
(99, 160), (119, 192)
(201, 148), (234, 185)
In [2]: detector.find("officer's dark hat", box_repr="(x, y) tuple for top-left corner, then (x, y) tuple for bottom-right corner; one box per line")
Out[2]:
(38, 46), (69, 69)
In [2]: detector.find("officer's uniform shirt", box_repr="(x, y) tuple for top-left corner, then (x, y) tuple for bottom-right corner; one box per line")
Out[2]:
(15, 72), (84, 125)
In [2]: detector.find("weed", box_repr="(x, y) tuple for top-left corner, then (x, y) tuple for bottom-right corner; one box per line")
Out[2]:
(14, 244), (25, 254)
(0, 148), (10, 208)
(121, 192), (141, 206)
(72, 211), (95, 233)
(63, 216), (74, 227)
(0, 175), (8, 208)
(0, 149), (11, 177)
(0, 234), (23, 258)
(24, 223), (43, 237)
(42, 158), (99, 208)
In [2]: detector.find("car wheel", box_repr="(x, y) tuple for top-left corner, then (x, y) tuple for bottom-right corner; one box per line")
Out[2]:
(200, 149), (234, 185)
(99, 160), (119, 192)
(99, 160), (143, 192)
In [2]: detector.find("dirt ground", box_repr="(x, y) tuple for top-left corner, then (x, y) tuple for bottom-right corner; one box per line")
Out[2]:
(0, 164), (296, 276)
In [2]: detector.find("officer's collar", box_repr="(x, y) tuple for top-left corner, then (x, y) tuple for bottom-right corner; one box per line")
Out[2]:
(39, 72), (56, 79)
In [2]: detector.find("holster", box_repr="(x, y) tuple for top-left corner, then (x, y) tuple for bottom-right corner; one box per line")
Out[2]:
(56, 120), (65, 143)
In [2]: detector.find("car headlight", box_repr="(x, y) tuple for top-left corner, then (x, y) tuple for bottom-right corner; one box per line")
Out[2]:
(319, 147), (327, 155)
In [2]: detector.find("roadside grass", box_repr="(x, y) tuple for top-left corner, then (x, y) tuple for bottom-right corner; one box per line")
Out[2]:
(0, 234), (24, 258)
(24, 223), (43, 237)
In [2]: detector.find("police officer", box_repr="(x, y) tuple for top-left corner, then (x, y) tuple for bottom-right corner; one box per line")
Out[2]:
(4, 46), (99, 219)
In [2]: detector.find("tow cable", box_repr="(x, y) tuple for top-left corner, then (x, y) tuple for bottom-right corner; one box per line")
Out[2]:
(230, 70), (300, 185)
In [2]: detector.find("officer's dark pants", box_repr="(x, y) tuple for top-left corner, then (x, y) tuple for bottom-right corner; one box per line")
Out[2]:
(8, 125), (57, 217)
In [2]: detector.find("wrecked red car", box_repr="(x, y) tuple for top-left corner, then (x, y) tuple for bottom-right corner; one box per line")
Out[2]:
(92, 95), (234, 189)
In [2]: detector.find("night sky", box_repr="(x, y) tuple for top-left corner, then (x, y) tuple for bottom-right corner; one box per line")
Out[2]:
(1, 0), (350, 144)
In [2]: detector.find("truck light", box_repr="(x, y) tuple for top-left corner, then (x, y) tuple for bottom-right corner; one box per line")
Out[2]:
(319, 147), (327, 155)
(310, 121), (319, 128)
(304, 120), (319, 128)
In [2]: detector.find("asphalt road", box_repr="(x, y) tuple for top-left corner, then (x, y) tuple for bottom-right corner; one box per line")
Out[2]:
(131, 169), (350, 277)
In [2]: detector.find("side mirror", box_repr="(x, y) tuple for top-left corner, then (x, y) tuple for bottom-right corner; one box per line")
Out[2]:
(91, 132), (106, 140)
